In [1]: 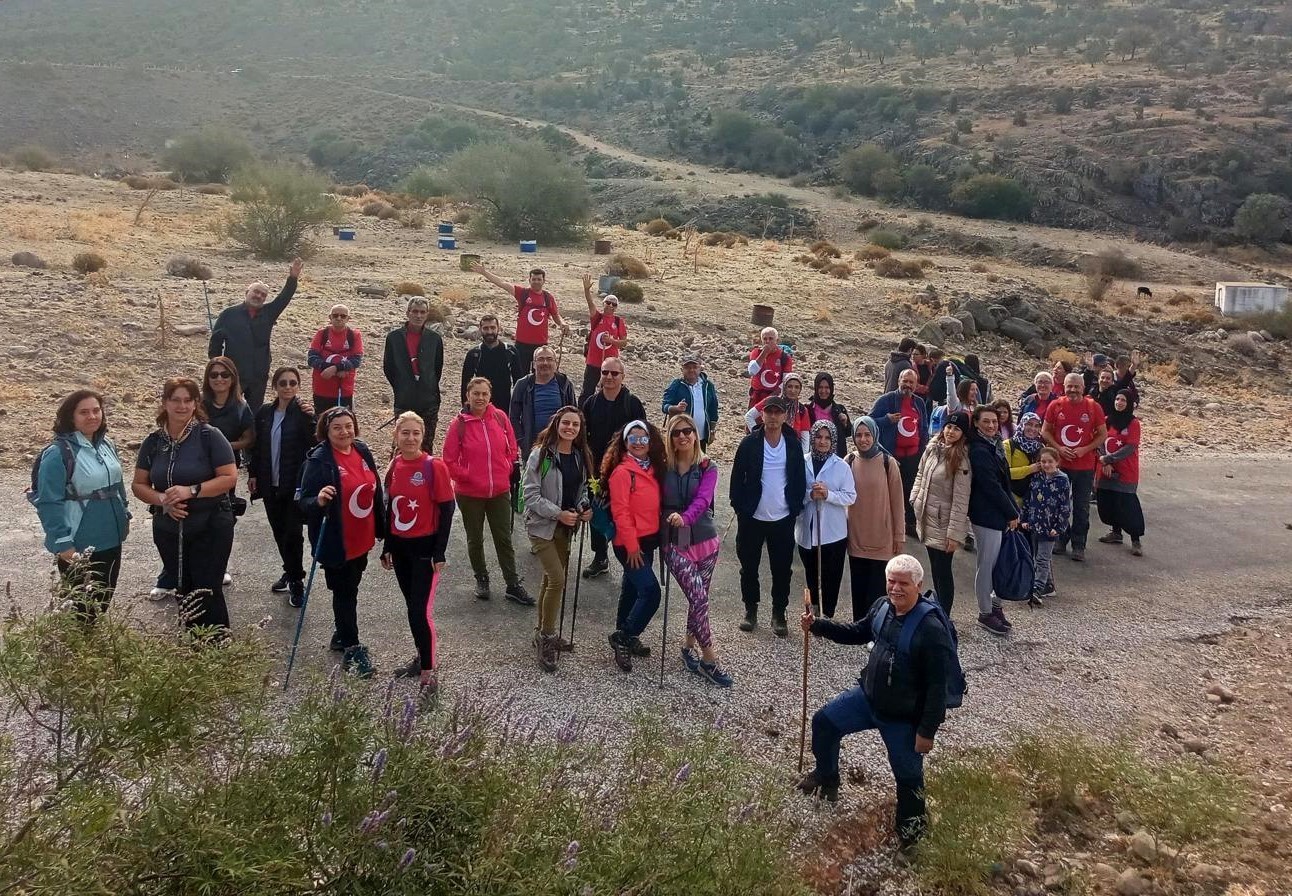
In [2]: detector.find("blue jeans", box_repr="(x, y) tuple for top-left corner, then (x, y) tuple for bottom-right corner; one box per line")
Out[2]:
(812, 686), (927, 842)
(613, 545), (660, 638)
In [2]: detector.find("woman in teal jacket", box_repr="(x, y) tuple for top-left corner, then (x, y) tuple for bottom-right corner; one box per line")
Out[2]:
(33, 390), (131, 618)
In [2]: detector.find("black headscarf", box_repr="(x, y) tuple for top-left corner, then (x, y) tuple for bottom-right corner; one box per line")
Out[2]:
(812, 372), (835, 410)
(1106, 389), (1136, 431)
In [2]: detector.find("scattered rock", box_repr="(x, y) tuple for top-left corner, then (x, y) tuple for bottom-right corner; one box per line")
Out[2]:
(172, 323), (209, 337)
(1115, 868), (1148, 895)
(1015, 858), (1041, 879)
(936, 315), (964, 337)
(1182, 738), (1209, 755)
(11, 251), (46, 269)
(954, 310), (978, 338)
(1205, 683), (1236, 703)
(917, 320), (947, 347)
(999, 316), (1044, 345)
(964, 298), (1000, 332)
(1091, 863), (1119, 885)
(1115, 810), (1139, 833)
(1128, 829), (1158, 862)
(1188, 862), (1225, 883)
(165, 254), (213, 280)
(1158, 722), (1179, 739)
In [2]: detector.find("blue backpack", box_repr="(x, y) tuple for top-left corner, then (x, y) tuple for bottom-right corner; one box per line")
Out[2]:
(871, 593), (966, 710)
(992, 528), (1035, 601)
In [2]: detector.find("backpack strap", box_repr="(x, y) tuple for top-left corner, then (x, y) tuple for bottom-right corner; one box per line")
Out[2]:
(870, 601), (892, 644)
(896, 601), (936, 657)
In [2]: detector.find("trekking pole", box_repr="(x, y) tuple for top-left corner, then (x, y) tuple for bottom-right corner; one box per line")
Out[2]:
(554, 330), (567, 374)
(568, 520), (586, 645)
(814, 498), (823, 615)
(659, 528), (674, 688)
(284, 516), (327, 690)
(798, 586), (811, 774)
(557, 522), (576, 643)
(202, 281), (214, 332)
(374, 413), (399, 433)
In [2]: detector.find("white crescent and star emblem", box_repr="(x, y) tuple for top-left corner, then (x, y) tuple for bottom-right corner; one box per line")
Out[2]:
(347, 482), (374, 519)
(1059, 424), (1083, 447)
(390, 495), (419, 532)
(326, 353), (344, 365)
(897, 415), (917, 438)
(595, 331), (612, 350)
(1105, 435), (1124, 454)
(526, 307), (545, 327)
(759, 369), (779, 389)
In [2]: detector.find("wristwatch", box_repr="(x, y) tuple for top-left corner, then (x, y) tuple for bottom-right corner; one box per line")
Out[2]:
(190, 483), (203, 497)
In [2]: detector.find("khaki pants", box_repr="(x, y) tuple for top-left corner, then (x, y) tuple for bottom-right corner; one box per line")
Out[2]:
(530, 526), (571, 635)
(458, 494), (518, 587)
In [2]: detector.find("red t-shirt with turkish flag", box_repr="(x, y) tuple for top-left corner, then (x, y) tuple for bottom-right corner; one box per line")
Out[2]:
(385, 453), (455, 539)
(334, 447), (377, 560)
(585, 310), (626, 367)
(1044, 397), (1106, 473)
(310, 326), (363, 399)
(513, 286), (558, 346)
(895, 394), (921, 458)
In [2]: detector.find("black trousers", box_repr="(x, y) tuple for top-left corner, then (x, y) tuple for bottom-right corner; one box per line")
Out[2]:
(735, 514), (796, 617)
(925, 546), (955, 614)
(1096, 488), (1146, 539)
(243, 380), (267, 414)
(395, 404), (439, 453)
(152, 510), (235, 632)
(798, 538), (848, 617)
(388, 536), (438, 670)
(514, 341), (541, 378)
(262, 486), (306, 581)
(324, 555), (368, 649)
(57, 545), (122, 620)
(314, 394), (354, 415)
(579, 363), (600, 406)
(897, 454), (920, 531)
(848, 556), (888, 622)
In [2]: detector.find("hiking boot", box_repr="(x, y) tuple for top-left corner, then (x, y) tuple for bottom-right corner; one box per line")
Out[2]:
(1071, 548), (1085, 562)
(287, 580), (305, 609)
(698, 660), (733, 688)
(738, 608), (757, 633)
(1041, 580), (1056, 598)
(419, 670), (439, 703)
(1130, 539), (1143, 557)
(627, 636), (651, 657)
(993, 607), (1013, 630)
(474, 576), (491, 600)
(795, 770), (840, 802)
(680, 646), (702, 674)
(582, 556), (609, 579)
(392, 656), (422, 679)
(505, 583), (535, 606)
(538, 634), (559, 674)
(532, 631), (574, 653)
(271, 574), (290, 593)
(1098, 531), (1124, 545)
(329, 631), (345, 652)
(342, 645), (375, 679)
(977, 613), (1009, 637)
(772, 613), (789, 638)
(608, 631), (633, 673)
(147, 586), (171, 601)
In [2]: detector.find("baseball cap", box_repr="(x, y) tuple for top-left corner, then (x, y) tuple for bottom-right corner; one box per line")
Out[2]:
(681, 352), (701, 365)
(762, 395), (789, 412)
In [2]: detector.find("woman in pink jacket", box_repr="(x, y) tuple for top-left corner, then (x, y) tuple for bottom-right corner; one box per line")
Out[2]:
(444, 377), (528, 604)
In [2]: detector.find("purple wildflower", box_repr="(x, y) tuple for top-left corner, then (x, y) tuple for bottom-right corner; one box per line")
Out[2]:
(376, 840), (389, 851)
(372, 748), (388, 782)
(673, 762), (692, 786)
(320, 811), (332, 827)
(397, 696), (416, 741)
(555, 714), (579, 745)
(380, 789), (398, 809)
(735, 802), (756, 823)
(399, 848), (416, 871)
(561, 840), (580, 872)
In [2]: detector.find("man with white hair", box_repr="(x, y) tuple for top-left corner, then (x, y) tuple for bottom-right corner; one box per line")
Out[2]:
(797, 553), (958, 854)
(208, 257), (303, 411)
(307, 304), (363, 414)
(747, 326), (793, 408)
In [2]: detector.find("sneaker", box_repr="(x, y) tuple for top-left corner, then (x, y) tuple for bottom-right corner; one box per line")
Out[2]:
(738, 609), (757, 633)
(392, 656), (422, 679)
(795, 770), (839, 802)
(1130, 539), (1143, 557)
(1041, 580), (1056, 598)
(993, 607), (1013, 630)
(287, 580), (305, 609)
(582, 556), (609, 579)
(271, 574), (290, 593)
(222, 573), (233, 587)
(771, 614), (789, 638)
(978, 613), (1009, 637)
(1071, 548), (1085, 562)
(1098, 531), (1124, 545)
(474, 576), (491, 600)
(505, 583), (536, 606)
(608, 631), (633, 673)
(680, 646), (702, 674)
(1028, 588), (1045, 609)
(329, 631), (345, 652)
(627, 636), (651, 657)
(147, 586), (171, 601)
(698, 660), (733, 688)
(342, 644), (375, 679)
(419, 671), (439, 703)
(538, 634), (559, 674)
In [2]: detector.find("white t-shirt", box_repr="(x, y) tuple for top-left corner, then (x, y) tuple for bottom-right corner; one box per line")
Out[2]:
(754, 435), (789, 521)
(688, 379), (708, 437)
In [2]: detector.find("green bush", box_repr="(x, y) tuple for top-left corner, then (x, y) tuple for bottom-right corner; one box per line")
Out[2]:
(950, 174), (1033, 220)
(401, 166), (453, 201)
(10, 143), (56, 171)
(443, 140), (589, 244)
(164, 128), (254, 184)
(307, 131), (363, 168)
(836, 143), (898, 196)
(0, 597), (810, 896)
(226, 164), (344, 259)
(1232, 192), (1291, 245)
(867, 228), (907, 249)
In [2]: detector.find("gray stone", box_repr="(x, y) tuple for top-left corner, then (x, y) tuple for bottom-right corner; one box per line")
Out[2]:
(918, 320), (947, 347)
(1115, 869), (1147, 895)
(1015, 858), (1041, 878)
(1115, 810), (1139, 833)
(172, 323), (209, 337)
(964, 298), (999, 332)
(1013, 299), (1043, 323)
(1024, 338), (1048, 358)
(936, 316), (964, 337)
(462, 325), (481, 341)
(1189, 863), (1225, 882)
(11, 251), (46, 269)
(954, 311), (978, 338)
(1091, 863), (1119, 884)
(1182, 738), (1209, 755)
(1260, 329), (1274, 342)
(1128, 829), (1157, 862)
(999, 317), (1045, 344)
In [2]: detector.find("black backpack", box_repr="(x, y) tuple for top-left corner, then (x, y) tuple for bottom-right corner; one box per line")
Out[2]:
(870, 592), (966, 710)
(929, 358), (972, 405)
(26, 435), (78, 506)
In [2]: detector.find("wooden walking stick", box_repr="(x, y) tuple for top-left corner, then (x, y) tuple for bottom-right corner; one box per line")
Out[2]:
(798, 586), (812, 775)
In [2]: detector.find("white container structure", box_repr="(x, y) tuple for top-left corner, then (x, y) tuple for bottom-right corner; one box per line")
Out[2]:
(1213, 282), (1288, 316)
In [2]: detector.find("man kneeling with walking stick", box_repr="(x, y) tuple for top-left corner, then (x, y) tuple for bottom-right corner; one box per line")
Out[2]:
(797, 554), (962, 854)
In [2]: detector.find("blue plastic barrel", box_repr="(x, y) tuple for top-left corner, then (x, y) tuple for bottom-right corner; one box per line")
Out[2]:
(520, 240), (537, 253)
(437, 222), (454, 235)
(438, 236), (457, 250)
(338, 228), (356, 241)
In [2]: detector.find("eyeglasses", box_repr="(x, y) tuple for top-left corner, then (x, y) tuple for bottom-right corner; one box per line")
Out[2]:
(626, 435), (650, 446)
(276, 380), (299, 387)
(601, 370), (623, 378)
(671, 427), (695, 437)
(330, 313), (349, 319)
(209, 371), (232, 380)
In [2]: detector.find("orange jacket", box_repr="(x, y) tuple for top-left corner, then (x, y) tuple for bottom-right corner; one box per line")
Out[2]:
(608, 459), (661, 553)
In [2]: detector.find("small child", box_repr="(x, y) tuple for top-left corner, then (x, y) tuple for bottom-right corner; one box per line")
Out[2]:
(1021, 447), (1071, 607)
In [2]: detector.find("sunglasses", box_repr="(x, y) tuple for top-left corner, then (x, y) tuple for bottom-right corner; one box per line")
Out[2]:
(671, 427), (695, 437)
(601, 370), (623, 378)
(276, 379), (299, 387)
(209, 371), (232, 380)
(626, 434), (650, 446)
(604, 300), (619, 307)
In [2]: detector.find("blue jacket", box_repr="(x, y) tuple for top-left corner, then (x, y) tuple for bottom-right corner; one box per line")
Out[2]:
(967, 432), (1019, 530)
(33, 433), (131, 554)
(1022, 471), (1071, 541)
(869, 391), (929, 456)
(662, 374), (720, 441)
(296, 440), (387, 568)
(729, 425), (807, 520)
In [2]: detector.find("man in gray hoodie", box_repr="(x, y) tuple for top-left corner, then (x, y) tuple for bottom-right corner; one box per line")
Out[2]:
(883, 337), (918, 393)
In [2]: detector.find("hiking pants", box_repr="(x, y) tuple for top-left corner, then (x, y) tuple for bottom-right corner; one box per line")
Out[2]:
(613, 545), (660, 638)
(323, 555), (368, 650)
(925, 545), (955, 615)
(735, 514), (795, 617)
(799, 538), (847, 617)
(848, 556), (888, 622)
(152, 511), (234, 632)
(263, 486), (306, 583)
(388, 535), (439, 671)
(531, 526), (572, 636)
(664, 546), (718, 650)
(897, 453), (920, 531)
(458, 494), (518, 587)
(970, 524), (1004, 615)
(1061, 468), (1095, 551)
(1096, 488), (1145, 540)
(579, 364), (600, 407)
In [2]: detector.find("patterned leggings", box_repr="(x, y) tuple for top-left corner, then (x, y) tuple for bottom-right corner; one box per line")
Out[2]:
(664, 547), (718, 650)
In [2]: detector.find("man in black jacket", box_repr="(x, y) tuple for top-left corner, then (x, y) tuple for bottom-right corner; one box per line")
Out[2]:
(797, 554), (954, 852)
(729, 396), (807, 637)
(579, 357), (646, 579)
(459, 313), (515, 412)
(383, 296), (444, 451)
(509, 346), (575, 459)
(208, 257), (303, 411)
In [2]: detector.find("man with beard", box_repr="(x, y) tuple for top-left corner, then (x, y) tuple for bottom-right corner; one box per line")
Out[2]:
(209, 257), (303, 412)
(383, 296), (444, 451)
(808, 372), (851, 458)
(870, 369), (929, 537)
(1041, 373), (1107, 562)
(580, 357), (647, 580)
(460, 314), (515, 412)
(471, 263), (571, 378)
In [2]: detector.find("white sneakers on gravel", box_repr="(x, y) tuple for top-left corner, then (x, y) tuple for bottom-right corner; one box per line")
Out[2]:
(147, 587), (169, 601)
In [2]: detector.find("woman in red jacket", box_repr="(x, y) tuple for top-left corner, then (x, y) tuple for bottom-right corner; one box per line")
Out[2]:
(604, 419), (665, 673)
(1095, 390), (1145, 556)
(444, 377), (529, 604)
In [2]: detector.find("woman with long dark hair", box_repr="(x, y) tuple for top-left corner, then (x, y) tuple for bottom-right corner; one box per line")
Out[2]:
(248, 366), (316, 608)
(603, 419), (666, 673)
(910, 411), (972, 614)
(202, 356), (255, 463)
(131, 377), (238, 637)
(523, 405), (594, 672)
(33, 390), (131, 618)
(967, 406), (1020, 637)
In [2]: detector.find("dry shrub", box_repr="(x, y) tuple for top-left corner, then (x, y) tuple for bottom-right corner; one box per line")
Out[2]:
(1085, 272), (1114, 301)
(165, 254), (213, 280)
(85, 270), (111, 288)
(361, 200), (397, 219)
(1229, 334), (1259, 356)
(826, 262), (852, 279)
(393, 280), (426, 297)
(874, 256), (925, 279)
(441, 286), (471, 305)
(452, 209), (471, 225)
(643, 218), (673, 236)
(1148, 304), (1163, 313)
(917, 257), (936, 269)
(11, 251), (46, 269)
(1048, 348), (1079, 367)
(399, 210), (427, 229)
(425, 303), (450, 323)
(814, 304), (833, 322)
(855, 245), (890, 262)
(196, 183), (229, 195)
(968, 262), (989, 273)
(808, 256), (831, 271)
(856, 217), (881, 232)
(985, 273), (1000, 283)
(71, 252), (107, 275)
(607, 253), (649, 278)
(721, 232), (749, 248)
(1144, 359), (1179, 384)
(333, 184), (370, 197)
(122, 175), (178, 191)
(1181, 308), (1218, 326)
(613, 280), (645, 303)
(1166, 291), (1195, 306)
(792, 254), (815, 265)
(700, 232), (727, 246)
(1115, 304), (1136, 316)
(809, 240), (841, 258)
(1079, 248), (1141, 280)
(663, 228), (683, 241)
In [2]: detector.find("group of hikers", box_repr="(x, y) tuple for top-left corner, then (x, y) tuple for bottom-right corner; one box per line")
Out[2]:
(31, 258), (1148, 853)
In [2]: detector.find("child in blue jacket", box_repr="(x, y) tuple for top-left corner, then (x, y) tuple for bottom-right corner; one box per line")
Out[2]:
(1020, 446), (1070, 606)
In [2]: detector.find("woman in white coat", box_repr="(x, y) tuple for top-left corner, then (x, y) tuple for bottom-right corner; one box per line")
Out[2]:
(796, 420), (856, 617)
(910, 410), (973, 614)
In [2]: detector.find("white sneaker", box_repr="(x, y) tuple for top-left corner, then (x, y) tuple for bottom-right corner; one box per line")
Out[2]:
(223, 573), (233, 587)
(147, 587), (170, 601)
